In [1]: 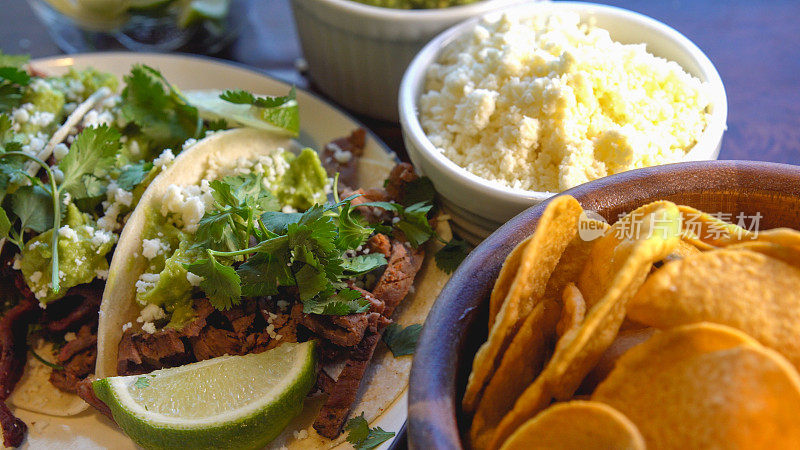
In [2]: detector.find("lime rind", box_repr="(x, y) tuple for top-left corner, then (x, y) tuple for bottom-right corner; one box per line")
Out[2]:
(94, 341), (317, 450)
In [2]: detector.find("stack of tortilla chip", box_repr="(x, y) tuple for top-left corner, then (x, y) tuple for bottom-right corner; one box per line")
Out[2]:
(464, 195), (800, 449)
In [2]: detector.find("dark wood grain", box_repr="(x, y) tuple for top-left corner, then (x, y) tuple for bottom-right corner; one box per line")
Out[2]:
(408, 160), (800, 449)
(2, 0), (798, 164)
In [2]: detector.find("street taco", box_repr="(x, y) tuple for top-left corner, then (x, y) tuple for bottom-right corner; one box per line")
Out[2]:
(88, 127), (455, 448)
(0, 53), (301, 447)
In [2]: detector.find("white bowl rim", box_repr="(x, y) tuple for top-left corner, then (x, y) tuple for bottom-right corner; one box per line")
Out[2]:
(398, 0), (728, 203)
(298, 0), (526, 21)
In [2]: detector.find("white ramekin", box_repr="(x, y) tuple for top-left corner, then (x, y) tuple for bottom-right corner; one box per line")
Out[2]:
(399, 1), (728, 243)
(289, 0), (530, 121)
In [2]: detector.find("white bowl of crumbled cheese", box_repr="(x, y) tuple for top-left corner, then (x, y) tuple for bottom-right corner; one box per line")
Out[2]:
(399, 1), (727, 242)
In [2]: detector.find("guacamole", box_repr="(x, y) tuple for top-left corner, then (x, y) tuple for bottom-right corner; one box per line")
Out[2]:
(20, 204), (116, 303)
(277, 148), (329, 210)
(350, 0), (479, 9)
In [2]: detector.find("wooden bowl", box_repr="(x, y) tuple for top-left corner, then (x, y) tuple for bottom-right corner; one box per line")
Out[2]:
(407, 160), (800, 449)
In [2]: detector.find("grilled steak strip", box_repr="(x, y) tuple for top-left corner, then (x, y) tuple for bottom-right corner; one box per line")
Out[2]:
(41, 282), (102, 333)
(373, 240), (425, 317)
(313, 240), (425, 438)
(117, 328), (193, 376)
(321, 128), (366, 190)
(0, 401), (25, 448)
(116, 299), (300, 376)
(300, 313), (371, 348)
(313, 313), (390, 439)
(0, 298), (38, 401)
(384, 162), (417, 204)
(49, 324), (97, 394)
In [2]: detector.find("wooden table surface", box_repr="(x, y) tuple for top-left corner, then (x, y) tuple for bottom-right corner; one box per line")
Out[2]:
(2, 0), (799, 165)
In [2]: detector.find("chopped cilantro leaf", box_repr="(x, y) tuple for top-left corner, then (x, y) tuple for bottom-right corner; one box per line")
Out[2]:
(435, 239), (470, 274)
(185, 251), (242, 310)
(134, 377), (150, 389)
(237, 251), (292, 297)
(121, 65), (201, 149)
(345, 413), (396, 450)
(117, 161), (153, 191)
(58, 125), (121, 201)
(204, 118), (229, 132)
(382, 323), (423, 357)
(0, 67), (30, 86)
(193, 174), (280, 252)
(220, 87), (296, 109)
(0, 62), (30, 114)
(302, 288), (369, 315)
(336, 200), (372, 250)
(342, 253), (387, 276)
(401, 176), (435, 207)
(0, 207), (10, 240)
(358, 200), (435, 248)
(260, 210), (302, 234)
(395, 202), (434, 247)
(12, 185), (53, 234)
(0, 76), (25, 113)
(192, 180), (382, 316)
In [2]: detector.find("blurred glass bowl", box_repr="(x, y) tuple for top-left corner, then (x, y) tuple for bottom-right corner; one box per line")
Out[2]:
(27, 0), (240, 53)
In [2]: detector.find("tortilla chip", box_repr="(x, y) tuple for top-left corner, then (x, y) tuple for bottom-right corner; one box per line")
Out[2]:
(628, 248), (800, 369)
(662, 238), (703, 263)
(752, 227), (800, 248)
(726, 240), (800, 266)
(580, 327), (656, 394)
(578, 201), (681, 309)
(469, 298), (561, 449)
(463, 196), (583, 412)
(677, 205), (755, 249)
(556, 283), (585, 338)
(498, 401), (645, 450)
(490, 201), (681, 449)
(593, 323), (800, 448)
(488, 235), (532, 331)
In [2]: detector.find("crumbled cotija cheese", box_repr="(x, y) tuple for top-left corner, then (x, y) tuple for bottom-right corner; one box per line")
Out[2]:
(419, 12), (712, 192)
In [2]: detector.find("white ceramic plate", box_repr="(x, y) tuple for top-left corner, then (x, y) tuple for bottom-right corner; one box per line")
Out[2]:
(12, 52), (404, 450)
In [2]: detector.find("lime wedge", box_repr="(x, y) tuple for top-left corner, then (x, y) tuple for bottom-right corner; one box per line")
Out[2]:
(186, 90), (300, 137)
(93, 341), (317, 450)
(178, 0), (231, 28)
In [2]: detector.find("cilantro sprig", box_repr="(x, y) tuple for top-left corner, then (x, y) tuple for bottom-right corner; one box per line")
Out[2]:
(220, 87), (296, 109)
(0, 125), (120, 296)
(0, 62), (31, 114)
(185, 177), (385, 314)
(121, 64), (202, 149)
(218, 87), (299, 136)
(345, 413), (395, 450)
